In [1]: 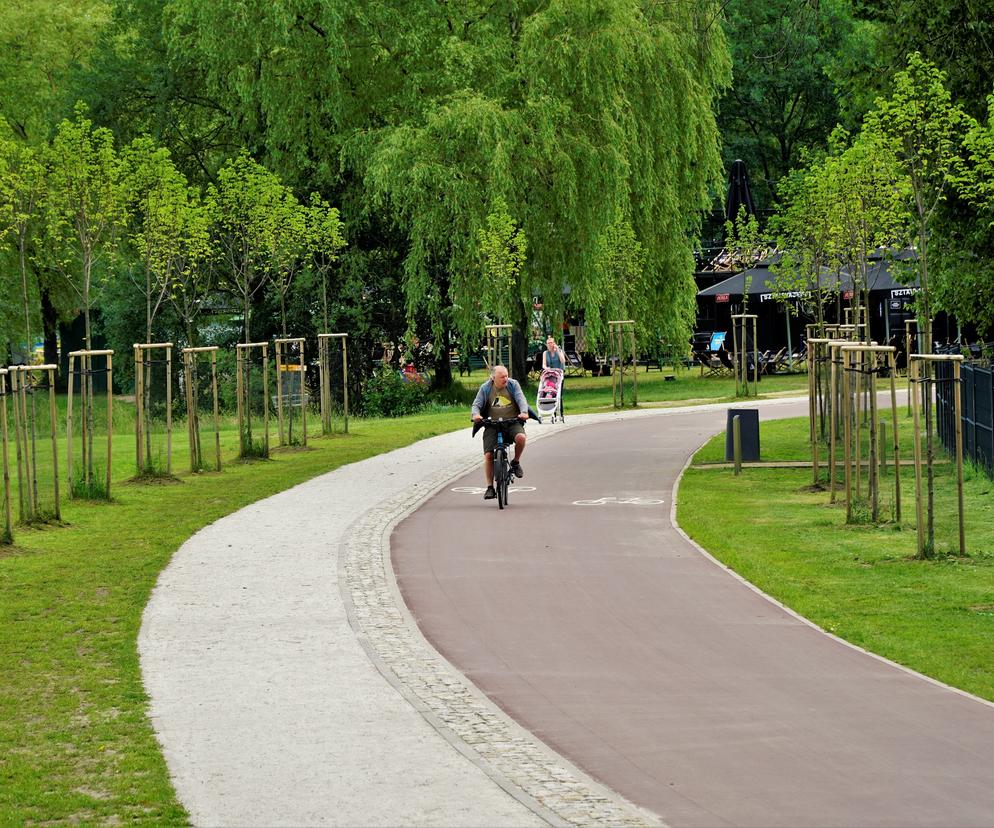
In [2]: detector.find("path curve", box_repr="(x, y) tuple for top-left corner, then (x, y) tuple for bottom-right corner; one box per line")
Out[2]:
(393, 401), (994, 827)
(141, 400), (788, 826)
(139, 428), (547, 827)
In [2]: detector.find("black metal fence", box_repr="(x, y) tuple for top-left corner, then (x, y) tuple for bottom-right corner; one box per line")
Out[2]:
(936, 360), (994, 476)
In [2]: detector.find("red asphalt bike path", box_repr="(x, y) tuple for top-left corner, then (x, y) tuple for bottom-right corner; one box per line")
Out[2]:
(392, 403), (994, 827)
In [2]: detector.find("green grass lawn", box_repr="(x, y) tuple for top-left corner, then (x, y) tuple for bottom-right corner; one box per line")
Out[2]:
(1, 367), (817, 824)
(692, 403), (919, 465)
(678, 412), (994, 702)
(0, 407), (470, 825)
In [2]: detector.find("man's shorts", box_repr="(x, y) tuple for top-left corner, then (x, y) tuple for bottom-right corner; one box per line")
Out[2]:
(483, 420), (525, 454)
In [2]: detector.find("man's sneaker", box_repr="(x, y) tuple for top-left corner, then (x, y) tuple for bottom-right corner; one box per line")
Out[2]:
(510, 461), (524, 479)
(484, 486), (497, 500)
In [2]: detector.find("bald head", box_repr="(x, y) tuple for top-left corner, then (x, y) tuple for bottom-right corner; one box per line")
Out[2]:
(492, 365), (509, 389)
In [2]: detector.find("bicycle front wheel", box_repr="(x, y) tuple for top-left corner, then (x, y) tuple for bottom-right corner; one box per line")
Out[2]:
(496, 454), (508, 510)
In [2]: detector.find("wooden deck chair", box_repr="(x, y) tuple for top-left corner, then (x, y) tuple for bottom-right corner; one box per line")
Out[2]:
(763, 347), (787, 374)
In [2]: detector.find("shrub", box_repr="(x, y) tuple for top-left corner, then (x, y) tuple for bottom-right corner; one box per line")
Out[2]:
(361, 367), (430, 417)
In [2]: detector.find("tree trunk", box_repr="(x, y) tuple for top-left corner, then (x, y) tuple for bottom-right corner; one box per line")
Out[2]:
(19, 235), (40, 512)
(83, 258), (95, 486)
(322, 270), (329, 333)
(431, 327), (452, 390)
(511, 296), (530, 383)
(41, 289), (60, 387)
(919, 226), (935, 553)
(19, 235), (32, 362)
(144, 274), (153, 470)
(147, 271), (153, 344)
(243, 289), (252, 344)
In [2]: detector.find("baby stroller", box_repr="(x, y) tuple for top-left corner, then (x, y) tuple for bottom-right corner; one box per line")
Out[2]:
(535, 367), (565, 423)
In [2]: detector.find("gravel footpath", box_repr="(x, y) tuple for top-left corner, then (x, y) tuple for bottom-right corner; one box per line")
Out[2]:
(139, 399), (806, 826)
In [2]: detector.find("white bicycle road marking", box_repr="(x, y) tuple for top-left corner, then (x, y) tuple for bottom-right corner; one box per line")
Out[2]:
(451, 486), (537, 495)
(572, 496), (665, 506)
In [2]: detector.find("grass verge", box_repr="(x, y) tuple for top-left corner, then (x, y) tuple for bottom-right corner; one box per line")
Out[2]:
(0, 368), (813, 823)
(0, 409), (467, 825)
(677, 411), (994, 702)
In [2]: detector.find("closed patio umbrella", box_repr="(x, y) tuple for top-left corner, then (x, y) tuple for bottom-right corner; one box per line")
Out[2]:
(725, 159), (756, 224)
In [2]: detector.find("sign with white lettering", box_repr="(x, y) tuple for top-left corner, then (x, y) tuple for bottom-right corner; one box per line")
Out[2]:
(760, 290), (811, 303)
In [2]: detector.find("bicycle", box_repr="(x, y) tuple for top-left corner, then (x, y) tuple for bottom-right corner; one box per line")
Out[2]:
(472, 416), (527, 509)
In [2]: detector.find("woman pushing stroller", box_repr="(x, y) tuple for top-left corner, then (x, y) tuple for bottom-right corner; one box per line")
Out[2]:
(537, 336), (566, 423)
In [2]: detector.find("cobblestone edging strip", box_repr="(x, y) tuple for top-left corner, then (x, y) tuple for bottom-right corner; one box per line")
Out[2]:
(339, 420), (662, 828)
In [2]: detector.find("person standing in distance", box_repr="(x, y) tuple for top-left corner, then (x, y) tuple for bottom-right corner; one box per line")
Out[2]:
(471, 365), (529, 500)
(542, 335), (567, 415)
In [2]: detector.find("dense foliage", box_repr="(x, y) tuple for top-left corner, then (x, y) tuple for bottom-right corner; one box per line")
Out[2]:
(717, 0), (881, 208)
(1, 0), (992, 392)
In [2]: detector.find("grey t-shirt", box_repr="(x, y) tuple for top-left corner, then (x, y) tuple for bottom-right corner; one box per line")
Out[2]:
(472, 377), (529, 418)
(488, 385), (521, 419)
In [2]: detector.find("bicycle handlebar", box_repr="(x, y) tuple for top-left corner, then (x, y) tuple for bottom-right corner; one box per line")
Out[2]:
(470, 411), (540, 437)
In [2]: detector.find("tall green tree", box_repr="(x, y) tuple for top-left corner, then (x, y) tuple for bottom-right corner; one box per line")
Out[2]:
(120, 136), (192, 343)
(717, 0), (879, 207)
(0, 123), (47, 364)
(931, 89), (994, 337)
(45, 106), (125, 353)
(854, 0), (994, 120)
(164, 0), (731, 381)
(865, 53), (967, 355)
(207, 152), (284, 344)
(267, 189), (308, 338)
(0, 0), (111, 141)
(305, 193), (346, 334)
(863, 54), (967, 554)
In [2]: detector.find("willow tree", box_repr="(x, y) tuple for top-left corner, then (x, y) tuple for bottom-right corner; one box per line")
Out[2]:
(164, 0), (730, 382)
(362, 1), (729, 380)
(588, 217), (647, 349)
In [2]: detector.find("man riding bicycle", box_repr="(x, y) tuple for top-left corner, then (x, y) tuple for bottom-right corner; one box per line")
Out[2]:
(471, 365), (529, 500)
